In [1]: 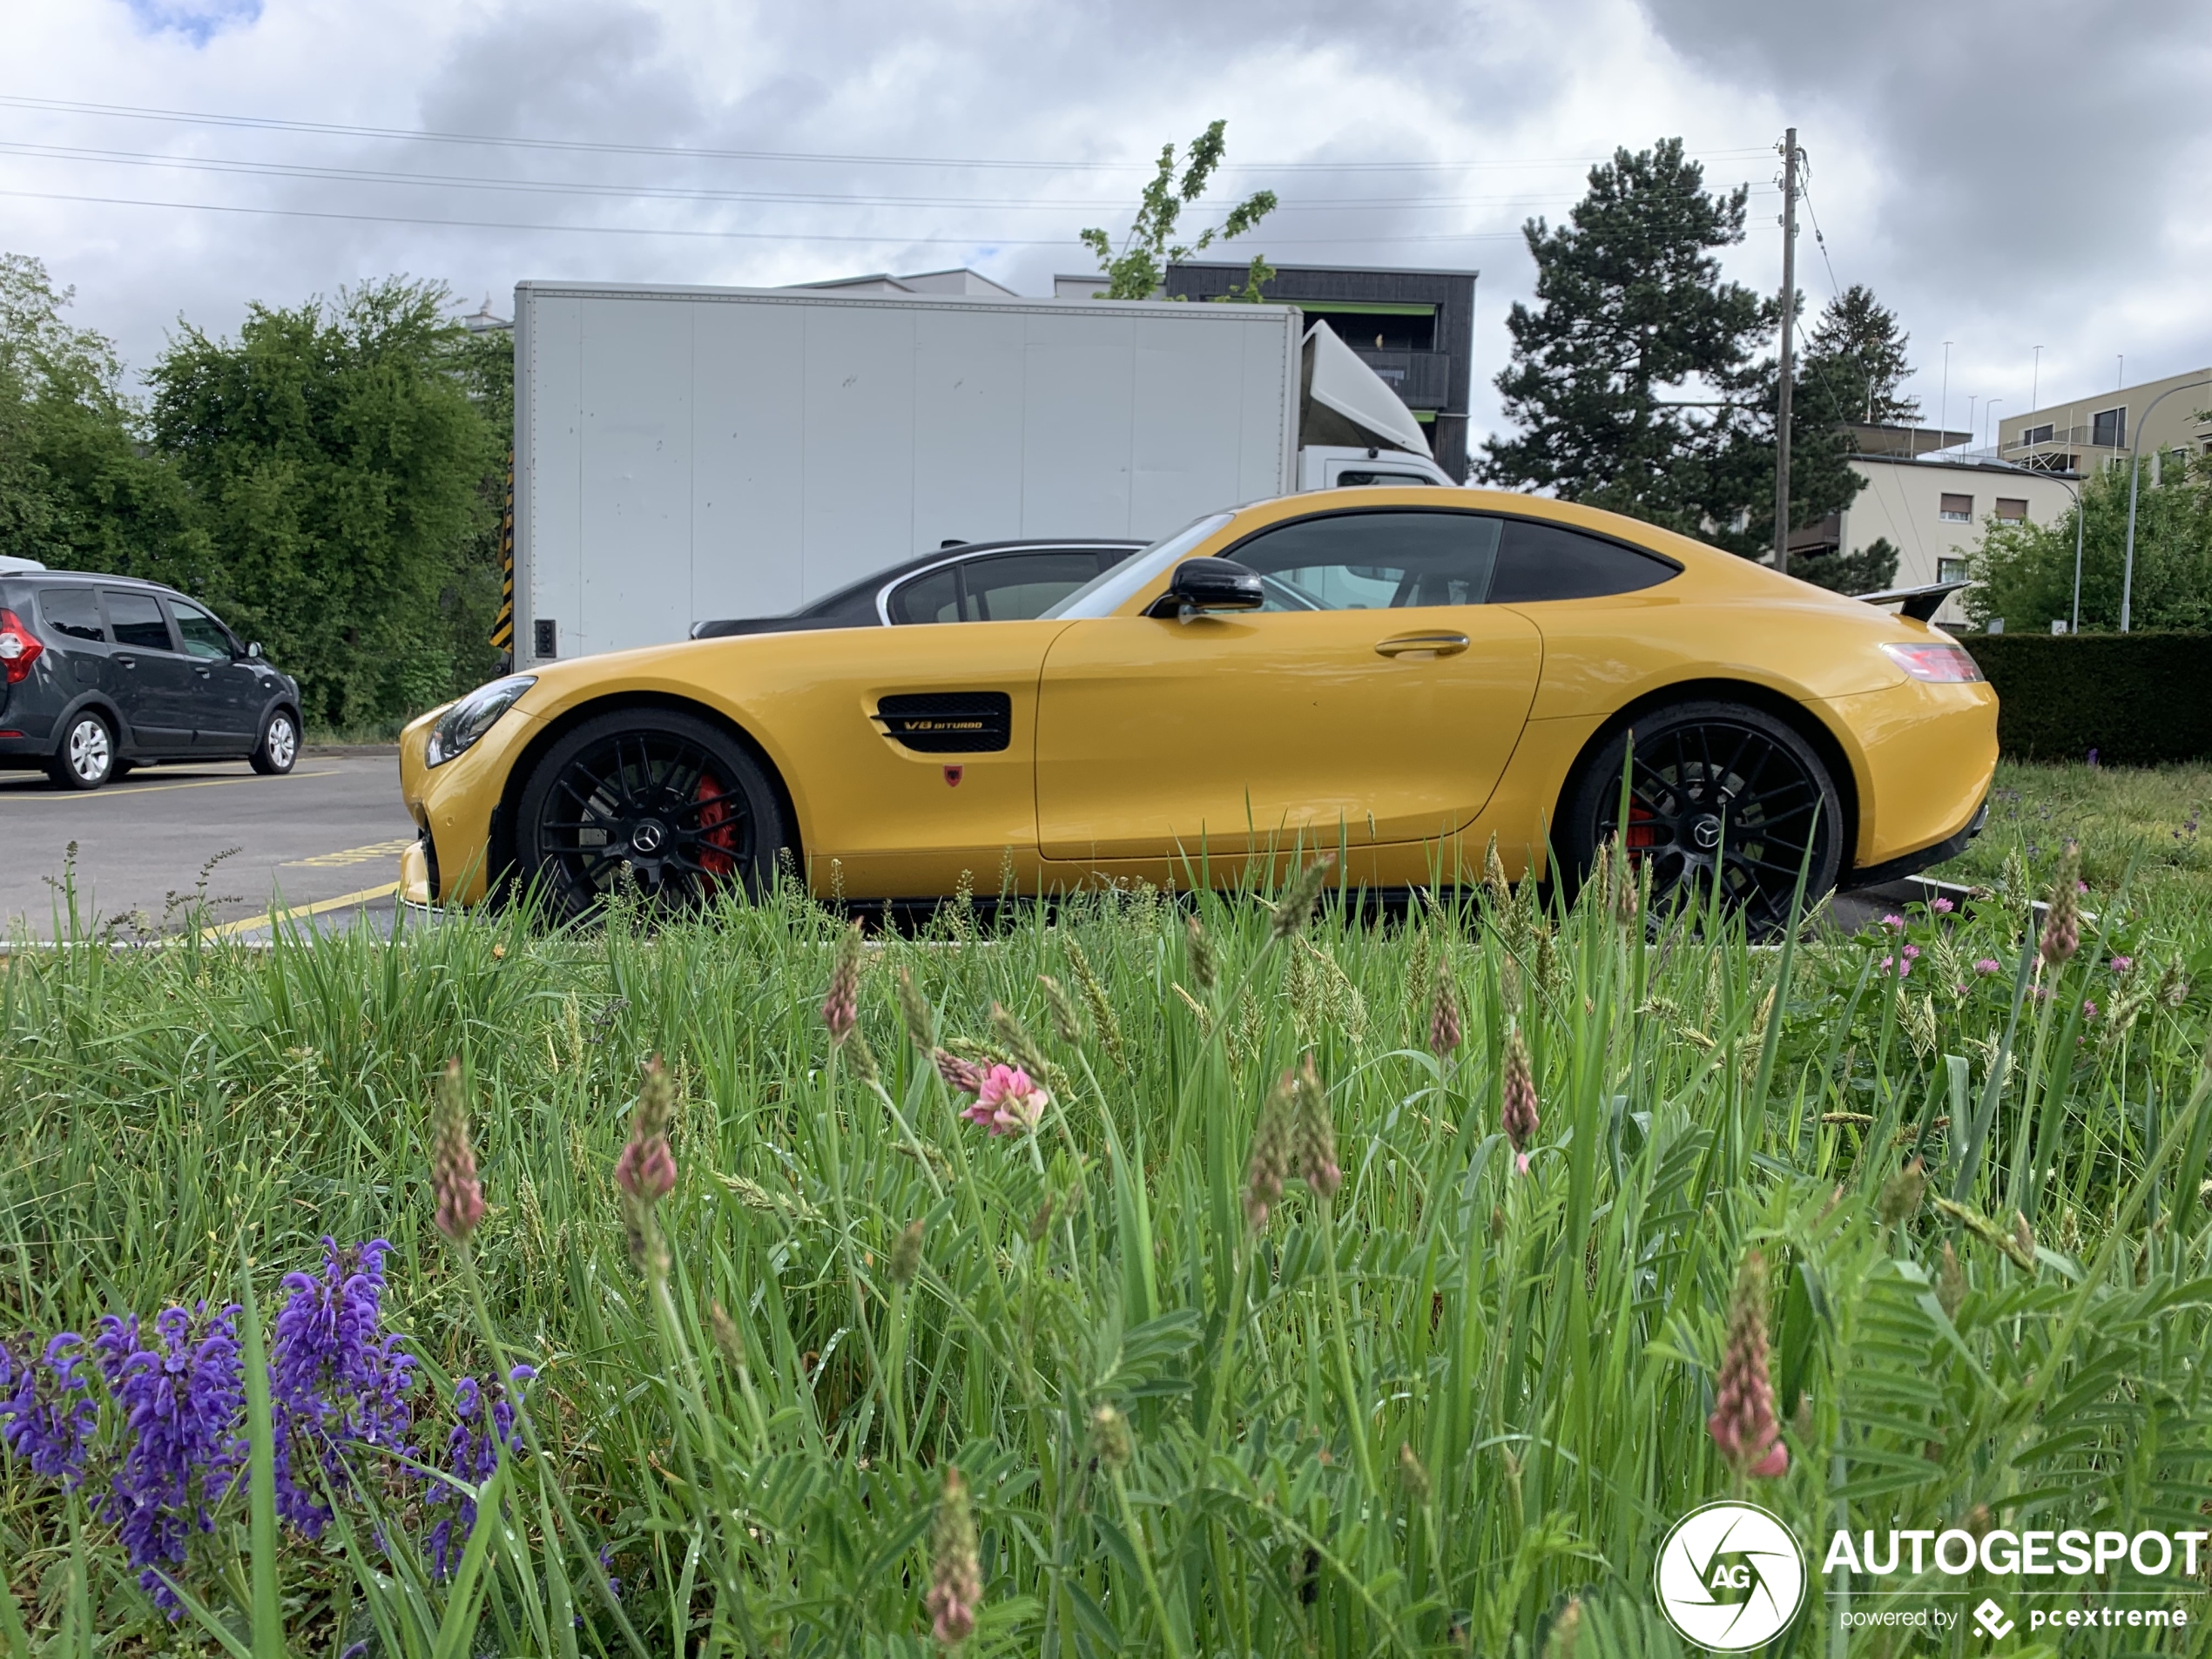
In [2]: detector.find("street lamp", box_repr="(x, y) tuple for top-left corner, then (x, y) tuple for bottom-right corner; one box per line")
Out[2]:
(1986, 400), (2003, 450)
(2120, 372), (2212, 632)
(2046, 471), (2085, 634)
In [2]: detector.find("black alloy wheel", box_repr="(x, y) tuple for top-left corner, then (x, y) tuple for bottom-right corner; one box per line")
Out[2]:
(515, 709), (787, 922)
(1562, 700), (1842, 934)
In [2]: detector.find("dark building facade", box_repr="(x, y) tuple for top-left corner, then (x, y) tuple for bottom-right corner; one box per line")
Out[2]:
(1165, 261), (1479, 482)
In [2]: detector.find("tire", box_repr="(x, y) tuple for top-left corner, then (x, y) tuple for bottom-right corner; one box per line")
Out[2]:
(513, 708), (790, 923)
(250, 707), (300, 775)
(48, 711), (118, 790)
(1561, 699), (1842, 934)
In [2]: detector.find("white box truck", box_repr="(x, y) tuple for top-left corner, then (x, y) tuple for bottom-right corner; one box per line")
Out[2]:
(511, 280), (1456, 661)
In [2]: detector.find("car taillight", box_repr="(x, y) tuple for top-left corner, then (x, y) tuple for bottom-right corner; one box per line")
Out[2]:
(0, 609), (44, 685)
(1881, 642), (1984, 683)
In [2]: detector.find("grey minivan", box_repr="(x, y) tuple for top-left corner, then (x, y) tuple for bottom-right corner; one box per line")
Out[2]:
(0, 572), (302, 790)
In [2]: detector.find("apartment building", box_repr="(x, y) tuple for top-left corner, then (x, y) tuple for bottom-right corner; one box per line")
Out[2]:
(1996, 366), (2212, 474)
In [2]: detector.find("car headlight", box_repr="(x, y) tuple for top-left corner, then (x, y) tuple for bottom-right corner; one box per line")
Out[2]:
(1880, 642), (1984, 683)
(426, 674), (536, 766)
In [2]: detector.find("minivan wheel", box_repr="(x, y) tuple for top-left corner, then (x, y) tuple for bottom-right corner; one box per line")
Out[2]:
(49, 711), (117, 790)
(515, 709), (790, 923)
(251, 708), (299, 775)
(1561, 699), (1843, 934)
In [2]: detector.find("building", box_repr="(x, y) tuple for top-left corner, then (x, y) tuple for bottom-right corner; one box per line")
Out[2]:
(1160, 262), (1479, 482)
(1996, 366), (2212, 475)
(792, 268), (1021, 299)
(1835, 450), (2080, 627)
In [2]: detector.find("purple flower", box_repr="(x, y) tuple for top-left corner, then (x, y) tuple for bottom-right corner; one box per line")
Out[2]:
(92, 1304), (246, 1610)
(1878, 944), (1921, 980)
(425, 1366), (532, 1581)
(1880, 914), (1906, 932)
(2082, 1000), (2098, 1022)
(1974, 958), (2002, 975)
(2110, 954), (2134, 974)
(1931, 897), (1955, 914)
(269, 1239), (416, 1539)
(0, 1332), (98, 1488)
(599, 1544), (621, 1600)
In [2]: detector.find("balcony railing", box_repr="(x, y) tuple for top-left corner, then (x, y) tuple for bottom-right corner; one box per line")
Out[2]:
(1349, 349), (1452, 407)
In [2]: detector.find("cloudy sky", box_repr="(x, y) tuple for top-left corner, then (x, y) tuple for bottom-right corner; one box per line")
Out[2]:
(7, 0), (2208, 452)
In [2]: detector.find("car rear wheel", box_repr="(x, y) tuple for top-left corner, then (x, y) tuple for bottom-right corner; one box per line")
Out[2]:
(250, 708), (299, 775)
(1561, 699), (1842, 934)
(514, 709), (790, 922)
(48, 711), (117, 790)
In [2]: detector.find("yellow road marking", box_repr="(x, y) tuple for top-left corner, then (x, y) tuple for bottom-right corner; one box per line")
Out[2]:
(283, 837), (415, 868)
(203, 881), (401, 939)
(3, 769), (341, 799)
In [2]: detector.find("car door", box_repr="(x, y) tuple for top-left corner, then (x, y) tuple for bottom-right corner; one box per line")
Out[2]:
(167, 597), (259, 748)
(1033, 507), (1543, 862)
(35, 585), (114, 697)
(99, 589), (198, 752)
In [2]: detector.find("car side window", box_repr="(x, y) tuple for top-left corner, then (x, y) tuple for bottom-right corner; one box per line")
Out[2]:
(961, 551), (1109, 621)
(170, 597), (235, 661)
(105, 590), (175, 651)
(887, 565), (968, 624)
(1486, 518), (1679, 604)
(40, 588), (106, 643)
(1224, 510), (1501, 610)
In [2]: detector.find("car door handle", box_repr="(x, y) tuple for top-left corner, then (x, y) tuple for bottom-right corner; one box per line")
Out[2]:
(114, 655), (137, 669)
(192, 665), (212, 678)
(1374, 632), (1470, 658)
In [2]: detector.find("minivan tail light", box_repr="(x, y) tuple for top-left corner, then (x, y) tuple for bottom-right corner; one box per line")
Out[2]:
(0, 609), (44, 685)
(1880, 642), (1984, 683)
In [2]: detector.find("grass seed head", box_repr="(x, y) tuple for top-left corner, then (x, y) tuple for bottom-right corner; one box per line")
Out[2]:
(1878, 1157), (1926, 1228)
(926, 1464), (981, 1646)
(988, 1001), (1051, 1081)
(1428, 950), (1462, 1058)
(1038, 974), (1085, 1047)
(1501, 1023), (1540, 1169)
(895, 966), (936, 1052)
(822, 920), (864, 1042)
(614, 1057), (677, 1205)
(1292, 1053), (1341, 1199)
(1544, 1598), (1582, 1659)
(1709, 1248), (1786, 1478)
(709, 1300), (745, 1369)
(889, 1218), (925, 1287)
(429, 1058), (486, 1244)
(1185, 913), (1217, 992)
(2040, 843), (2081, 968)
(934, 1049), (986, 1096)
(1271, 856), (1336, 943)
(1245, 1069), (1298, 1229)
(1089, 1402), (1132, 1472)
(1397, 1440), (1432, 1507)
(1483, 835), (1509, 913)
(1937, 1239), (1967, 1318)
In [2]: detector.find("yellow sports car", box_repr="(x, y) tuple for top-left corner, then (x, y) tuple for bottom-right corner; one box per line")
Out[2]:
(399, 488), (1996, 929)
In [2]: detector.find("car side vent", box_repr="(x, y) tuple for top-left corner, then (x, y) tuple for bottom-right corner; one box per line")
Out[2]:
(873, 691), (1012, 753)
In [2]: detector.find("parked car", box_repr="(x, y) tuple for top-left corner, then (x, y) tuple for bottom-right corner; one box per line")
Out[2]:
(691, 539), (1148, 639)
(0, 572), (302, 789)
(401, 487), (1997, 933)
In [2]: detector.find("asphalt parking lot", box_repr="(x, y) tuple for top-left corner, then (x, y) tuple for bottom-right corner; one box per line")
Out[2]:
(0, 747), (414, 941)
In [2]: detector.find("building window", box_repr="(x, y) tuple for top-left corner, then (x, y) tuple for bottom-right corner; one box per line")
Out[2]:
(1939, 493), (1973, 522)
(2091, 406), (2127, 448)
(2022, 423), (2054, 446)
(1995, 497), (2028, 523)
(1938, 557), (1968, 583)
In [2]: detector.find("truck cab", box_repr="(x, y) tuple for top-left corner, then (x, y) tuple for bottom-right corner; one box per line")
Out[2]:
(1296, 444), (1460, 490)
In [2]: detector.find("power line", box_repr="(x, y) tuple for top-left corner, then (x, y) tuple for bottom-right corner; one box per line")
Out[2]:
(0, 185), (1533, 246)
(0, 139), (1777, 213)
(0, 92), (1776, 175)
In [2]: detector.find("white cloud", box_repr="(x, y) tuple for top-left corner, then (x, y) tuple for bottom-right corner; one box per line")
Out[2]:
(4, 0), (2206, 448)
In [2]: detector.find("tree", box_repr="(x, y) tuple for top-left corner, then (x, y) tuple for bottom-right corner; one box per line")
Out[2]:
(1791, 536), (1898, 596)
(149, 279), (501, 726)
(1799, 284), (1918, 428)
(1080, 121), (1277, 301)
(1479, 140), (1862, 561)
(1967, 448), (2212, 632)
(0, 253), (202, 579)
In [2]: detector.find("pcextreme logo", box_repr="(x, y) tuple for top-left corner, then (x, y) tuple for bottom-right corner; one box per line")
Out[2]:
(1654, 1501), (1808, 1651)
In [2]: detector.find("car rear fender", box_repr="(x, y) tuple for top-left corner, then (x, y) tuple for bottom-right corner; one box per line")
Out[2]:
(1548, 676), (1865, 871)
(490, 690), (804, 893)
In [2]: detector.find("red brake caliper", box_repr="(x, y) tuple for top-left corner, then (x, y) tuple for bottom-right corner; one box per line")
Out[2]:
(1625, 801), (1657, 855)
(694, 774), (737, 879)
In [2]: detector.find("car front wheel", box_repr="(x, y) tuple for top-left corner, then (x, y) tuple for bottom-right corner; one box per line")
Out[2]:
(1561, 699), (1842, 934)
(251, 708), (299, 774)
(514, 708), (791, 922)
(49, 711), (118, 790)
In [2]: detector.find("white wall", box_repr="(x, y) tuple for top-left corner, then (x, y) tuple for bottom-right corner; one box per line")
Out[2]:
(1838, 458), (2079, 629)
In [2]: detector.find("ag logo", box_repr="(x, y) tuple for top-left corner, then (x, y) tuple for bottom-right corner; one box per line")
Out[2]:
(1654, 1501), (1806, 1651)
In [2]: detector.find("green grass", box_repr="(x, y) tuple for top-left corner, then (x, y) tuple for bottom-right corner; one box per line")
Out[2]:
(3, 865), (2210, 1656)
(1936, 760), (2212, 900)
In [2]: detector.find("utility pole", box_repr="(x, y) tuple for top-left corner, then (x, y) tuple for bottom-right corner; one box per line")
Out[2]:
(1772, 127), (1799, 574)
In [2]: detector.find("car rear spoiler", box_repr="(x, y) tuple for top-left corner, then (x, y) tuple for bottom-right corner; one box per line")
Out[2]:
(1851, 579), (1970, 624)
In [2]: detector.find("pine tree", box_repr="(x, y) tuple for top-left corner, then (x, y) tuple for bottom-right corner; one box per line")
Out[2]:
(1800, 284), (1918, 428)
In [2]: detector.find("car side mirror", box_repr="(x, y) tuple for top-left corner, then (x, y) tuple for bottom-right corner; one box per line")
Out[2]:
(1147, 557), (1264, 620)
(246, 641), (262, 659)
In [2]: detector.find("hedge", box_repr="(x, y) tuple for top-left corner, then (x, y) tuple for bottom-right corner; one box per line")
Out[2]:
(1959, 631), (2212, 765)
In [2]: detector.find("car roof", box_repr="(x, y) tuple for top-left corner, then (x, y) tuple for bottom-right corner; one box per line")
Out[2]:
(781, 536), (1144, 619)
(6, 570), (184, 596)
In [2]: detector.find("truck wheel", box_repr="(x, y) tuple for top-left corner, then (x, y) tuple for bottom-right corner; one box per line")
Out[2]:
(49, 711), (118, 790)
(1561, 699), (1841, 934)
(250, 708), (300, 774)
(514, 708), (790, 922)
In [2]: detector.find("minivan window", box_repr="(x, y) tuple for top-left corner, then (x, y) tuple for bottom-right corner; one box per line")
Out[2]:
(171, 597), (235, 661)
(105, 590), (174, 651)
(40, 588), (105, 643)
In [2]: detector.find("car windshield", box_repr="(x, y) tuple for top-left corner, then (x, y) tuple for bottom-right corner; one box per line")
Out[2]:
(1041, 514), (1235, 620)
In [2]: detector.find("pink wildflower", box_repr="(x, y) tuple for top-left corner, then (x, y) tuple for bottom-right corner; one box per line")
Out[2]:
(1973, 958), (2002, 975)
(1879, 943), (1920, 979)
(1931, 896), (1955, 914)
(962, 1064), (1049, 1136)
(1710, 1250), (1787, 1479)
(430, 1060), (486, 1244)
(2081, 1000), (2097, 1022)
(925, 1466), (981, 1645)
(2110, 954), (2134, 974)
(1501, 1024), (1540, 1163)
(934, 1049), (985, 1096)
(1880, 914), (1906, 931)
